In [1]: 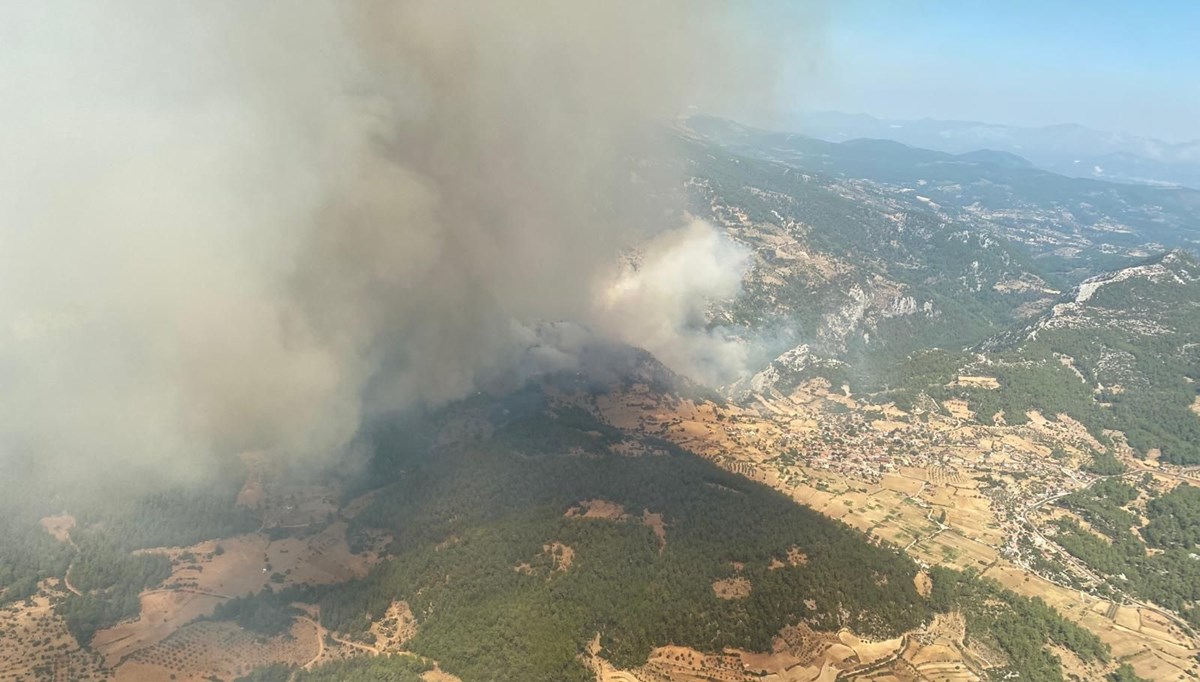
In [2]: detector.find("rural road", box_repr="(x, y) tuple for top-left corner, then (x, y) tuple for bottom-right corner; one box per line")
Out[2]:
(61, 531), (83, 596)
(62, 566), (82, 597)
(298, 607), (388, 671)
(903, 502), (949, 553)
(1019, 472), (1197, 637)
(297, 616), (326, 670)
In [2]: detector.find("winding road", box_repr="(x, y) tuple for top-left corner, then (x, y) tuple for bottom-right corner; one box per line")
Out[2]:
(1019, 471), (1197, 638)
(296, 616), (326, 670)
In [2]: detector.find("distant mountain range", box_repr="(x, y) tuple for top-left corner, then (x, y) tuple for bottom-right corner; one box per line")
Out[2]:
(683, 115), (1200, 259)
(789, 111), (1200, 189)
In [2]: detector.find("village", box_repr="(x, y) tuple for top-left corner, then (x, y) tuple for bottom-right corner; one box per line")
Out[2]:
(590, 374), (1200, 681)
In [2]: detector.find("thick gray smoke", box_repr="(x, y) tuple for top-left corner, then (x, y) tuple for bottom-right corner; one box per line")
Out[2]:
(0, 1), (796, 485)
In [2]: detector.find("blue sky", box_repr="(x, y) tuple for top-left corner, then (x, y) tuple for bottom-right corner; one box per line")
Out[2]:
(788, 1), (1200, 141)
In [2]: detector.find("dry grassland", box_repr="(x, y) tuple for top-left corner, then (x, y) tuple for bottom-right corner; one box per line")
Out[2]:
(39, 514), (76, 544)
(0, 579), (108, 681)
(711, 577), (751, 600)
(91, 496), (381, 673)
(981, 563), (1198, 681)
(112, 618), (319, 681)
(953, 376), (999, 389)
(566, 499), (630, 521)
(583, 380), (1200, 681)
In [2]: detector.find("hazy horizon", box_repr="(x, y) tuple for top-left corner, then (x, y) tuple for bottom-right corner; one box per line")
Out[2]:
(782, 0), (1200, 143)
(794, 109), (1200, 144)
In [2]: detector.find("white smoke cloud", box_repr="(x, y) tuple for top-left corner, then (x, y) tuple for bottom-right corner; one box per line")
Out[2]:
(596, 221), (752, 386)
(0, 1), (805, 486)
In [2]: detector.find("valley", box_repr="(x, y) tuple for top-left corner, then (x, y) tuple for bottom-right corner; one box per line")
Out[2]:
(6, 3), (1200, 681)
(3, 117), (1200, 682)
(586, 374), (1200, 681)
(7, 363), (1196, 681)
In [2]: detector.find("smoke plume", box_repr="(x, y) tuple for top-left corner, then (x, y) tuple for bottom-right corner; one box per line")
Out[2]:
(0, 1), (794, 485)
(597, 221), (752, 386)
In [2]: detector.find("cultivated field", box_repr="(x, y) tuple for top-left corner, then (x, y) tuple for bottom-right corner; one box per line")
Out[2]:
(582, 378), (1200, 681)
(589, 621), (915, 682)
(0, 579), (108, 682)
(112, 618), (319, 681)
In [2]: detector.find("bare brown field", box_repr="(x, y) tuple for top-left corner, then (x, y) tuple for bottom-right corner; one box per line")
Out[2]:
(900, 611), (994, 681)
(0, 579), (108, 681)
(518, 542), (576, 575)
(870, 419), (908, 433)
(39, 513), (76, 544)
(266, 521), (377, 586)
(953, 376), (999, 389)
(645, 646), (758, 681)
(235, 451), (269, 510)
(1049, 642), (1106, 681)
(879, 474), (924, 496)
(260, 484), (339, 529)
(156, 521), (374, 596)
(92, 589), (227, 667)
(943, 398), (974, 421)
(981, 562), (1198, 681)
(93, 519), (379, 671)
(369, 601), (419, 652)
(742, 626), (900, 680)
(112, 618), (319, 681)
(584, 381), (1200, 681)
(914, 571), (932, 598)
(546, 542), (575, 572)
(936, 489), (1002, 548)
(712, 577), (751, 600)
(421, 669), (464, 682)
(566, 499), (630, 521)
(641, 510), (667, 551)
(998, 433), (1052, 457)
(839, 630), (904, 666)
(910, 528), (998, 572)
(589, 621), (911, 682)
(786, 545), (809, 567)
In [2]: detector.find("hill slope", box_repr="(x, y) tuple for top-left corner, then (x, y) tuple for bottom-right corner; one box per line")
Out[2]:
(289, 369), (1108, 681)
(968, 251), (1200, 464)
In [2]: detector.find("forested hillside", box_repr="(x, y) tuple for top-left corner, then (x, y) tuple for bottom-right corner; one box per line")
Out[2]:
(318, 403), (933, 680)
(677, 120), (1200, 465)
(0, 472), (258, 644)
(1049, 476), (1200, 627)
(671, 129), (1055, 371)
(940, 251), (1200, 463)
(216, 386), (1106, 682)
(686, 116), (1200, 253)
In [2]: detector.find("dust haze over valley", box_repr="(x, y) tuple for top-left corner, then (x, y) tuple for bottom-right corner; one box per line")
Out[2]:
(0, 1), (795, 487)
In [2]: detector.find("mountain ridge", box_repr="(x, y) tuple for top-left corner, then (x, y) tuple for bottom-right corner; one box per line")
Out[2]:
(790, 110), (1200, 189)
